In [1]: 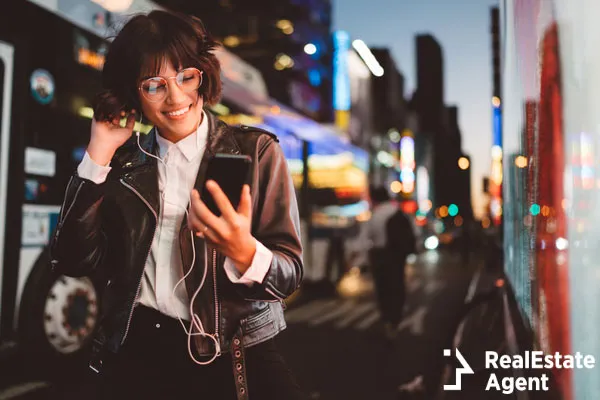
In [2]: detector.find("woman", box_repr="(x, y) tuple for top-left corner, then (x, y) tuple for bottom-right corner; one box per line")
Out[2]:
(50, 10), (304, 400)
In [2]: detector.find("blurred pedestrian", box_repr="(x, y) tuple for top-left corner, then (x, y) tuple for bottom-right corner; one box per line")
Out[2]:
(366, 186), (416, 340)
(325, 228), (347, 284)
(50, 10), (304, 400)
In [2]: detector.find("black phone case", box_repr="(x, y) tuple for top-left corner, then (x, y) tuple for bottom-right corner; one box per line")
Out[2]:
(201, 154), (252, 216)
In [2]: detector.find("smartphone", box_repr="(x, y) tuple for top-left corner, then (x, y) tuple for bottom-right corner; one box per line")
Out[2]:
(201, 153), (252, 216)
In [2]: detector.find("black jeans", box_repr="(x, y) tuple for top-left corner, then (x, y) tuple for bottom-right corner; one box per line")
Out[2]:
(91, 305), (305, 400)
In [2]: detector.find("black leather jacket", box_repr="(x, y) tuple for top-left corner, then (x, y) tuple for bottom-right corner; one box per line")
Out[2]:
(50, 113), (303, 359)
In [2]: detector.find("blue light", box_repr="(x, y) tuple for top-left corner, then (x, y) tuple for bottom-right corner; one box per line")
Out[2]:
(332, 31), (351, 111)
(400, 169), (415, 182)
(493, 106), (502, 147)
(308, 69), (321, 86)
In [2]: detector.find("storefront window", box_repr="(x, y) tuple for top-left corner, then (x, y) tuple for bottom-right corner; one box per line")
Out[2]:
(502, 0), (600, 398)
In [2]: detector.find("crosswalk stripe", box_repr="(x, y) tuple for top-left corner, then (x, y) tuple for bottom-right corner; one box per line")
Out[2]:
(284, 299), (341, 323)
(309, 300), (358, 326)
(0, 382), (50, 400)
(334, 302), (377, 329)
(397, 306), (427, 335)
(354, 310), (381, 330)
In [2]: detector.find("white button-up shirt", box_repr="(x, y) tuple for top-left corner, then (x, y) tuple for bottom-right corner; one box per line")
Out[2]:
(77, 113), (273, 321)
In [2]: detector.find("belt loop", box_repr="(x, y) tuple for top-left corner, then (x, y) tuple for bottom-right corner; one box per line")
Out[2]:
(231, 327), (249, 400)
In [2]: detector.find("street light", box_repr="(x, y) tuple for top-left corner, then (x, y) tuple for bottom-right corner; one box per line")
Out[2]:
(351, 39), (384, 77)
(304, 43), (317, 55)
(458, 157), (470, 170)
(515, 156), (528, 168)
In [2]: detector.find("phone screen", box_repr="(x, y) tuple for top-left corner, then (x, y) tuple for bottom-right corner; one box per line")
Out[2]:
(201, 153), (252, 216)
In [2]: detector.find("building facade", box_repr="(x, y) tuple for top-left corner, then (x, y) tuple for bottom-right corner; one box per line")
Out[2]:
(501, 0), (600, 398)
(154, 0), (334, 121)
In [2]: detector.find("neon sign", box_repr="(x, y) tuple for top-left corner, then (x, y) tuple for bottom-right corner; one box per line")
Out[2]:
(77, 47), (105, 71)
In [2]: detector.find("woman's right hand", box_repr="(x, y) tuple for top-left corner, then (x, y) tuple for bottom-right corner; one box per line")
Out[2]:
(87, 110), (137, 166)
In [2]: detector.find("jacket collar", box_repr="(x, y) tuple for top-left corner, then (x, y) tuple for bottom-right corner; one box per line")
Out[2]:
(113, 112), (242, 216)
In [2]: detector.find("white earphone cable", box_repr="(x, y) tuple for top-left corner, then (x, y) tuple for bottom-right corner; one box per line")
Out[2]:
(135, 128), (221, 364)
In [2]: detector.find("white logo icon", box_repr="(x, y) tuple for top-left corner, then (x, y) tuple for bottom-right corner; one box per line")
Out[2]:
(443, 348), (474, 390)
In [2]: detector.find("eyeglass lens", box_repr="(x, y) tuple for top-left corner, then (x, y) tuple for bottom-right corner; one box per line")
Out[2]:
(140, 68), (202, 101)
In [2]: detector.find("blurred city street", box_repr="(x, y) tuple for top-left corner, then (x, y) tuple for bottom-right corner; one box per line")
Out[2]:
(1, 0), (600, 398)
(280, 250), (476, 400)
(0, 250), (478, 399)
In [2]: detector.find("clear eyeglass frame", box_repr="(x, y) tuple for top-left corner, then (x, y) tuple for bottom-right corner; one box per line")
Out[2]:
(138, 67), (203, 103)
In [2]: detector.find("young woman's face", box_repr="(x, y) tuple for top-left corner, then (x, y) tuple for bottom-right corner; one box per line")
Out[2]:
(138, 61), (204, 143)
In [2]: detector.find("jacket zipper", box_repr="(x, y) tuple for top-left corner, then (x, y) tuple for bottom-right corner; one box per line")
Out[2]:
(54, 177), (82, 241)
(119, 178), (158, 344)
(212, 248), (221, 351)
(58, 176), (75, 221)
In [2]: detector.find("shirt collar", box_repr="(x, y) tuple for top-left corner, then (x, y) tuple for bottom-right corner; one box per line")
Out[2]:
(155, 111), (209, 162)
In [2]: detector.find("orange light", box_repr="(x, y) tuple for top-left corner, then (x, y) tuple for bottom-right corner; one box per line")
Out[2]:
(515, 156), (528, 168)
(401, 180), (415, 194)
(390, 181), (402, 193)
(78, 48), (105, 71)
(439, 205), (449, 218)
(541, 205), (550, 217)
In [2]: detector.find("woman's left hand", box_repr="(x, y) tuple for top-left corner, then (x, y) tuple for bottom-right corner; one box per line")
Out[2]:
(188, 180), (256, 274)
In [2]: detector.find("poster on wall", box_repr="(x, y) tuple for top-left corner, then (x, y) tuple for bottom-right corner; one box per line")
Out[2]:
(22, 204), (61, 247)
(29, 69), (55, 105)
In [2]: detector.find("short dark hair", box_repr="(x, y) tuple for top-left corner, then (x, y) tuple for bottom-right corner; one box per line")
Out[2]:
(94, 10), (222, 121)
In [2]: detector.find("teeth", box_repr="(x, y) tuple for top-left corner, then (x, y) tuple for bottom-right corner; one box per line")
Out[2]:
(166, 106), (189, 116)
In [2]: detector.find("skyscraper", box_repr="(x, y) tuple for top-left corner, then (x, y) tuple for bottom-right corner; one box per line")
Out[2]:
(413, 34), (444, 134)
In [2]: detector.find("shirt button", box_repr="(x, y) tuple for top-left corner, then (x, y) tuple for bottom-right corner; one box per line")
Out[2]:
(155, 323), (161, 329)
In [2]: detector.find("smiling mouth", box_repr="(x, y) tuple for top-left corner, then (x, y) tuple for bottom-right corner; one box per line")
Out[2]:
(164, 104), (191, 117)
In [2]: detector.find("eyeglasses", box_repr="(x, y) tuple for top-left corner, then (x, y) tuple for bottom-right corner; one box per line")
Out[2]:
(139, 68), (203, 102)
